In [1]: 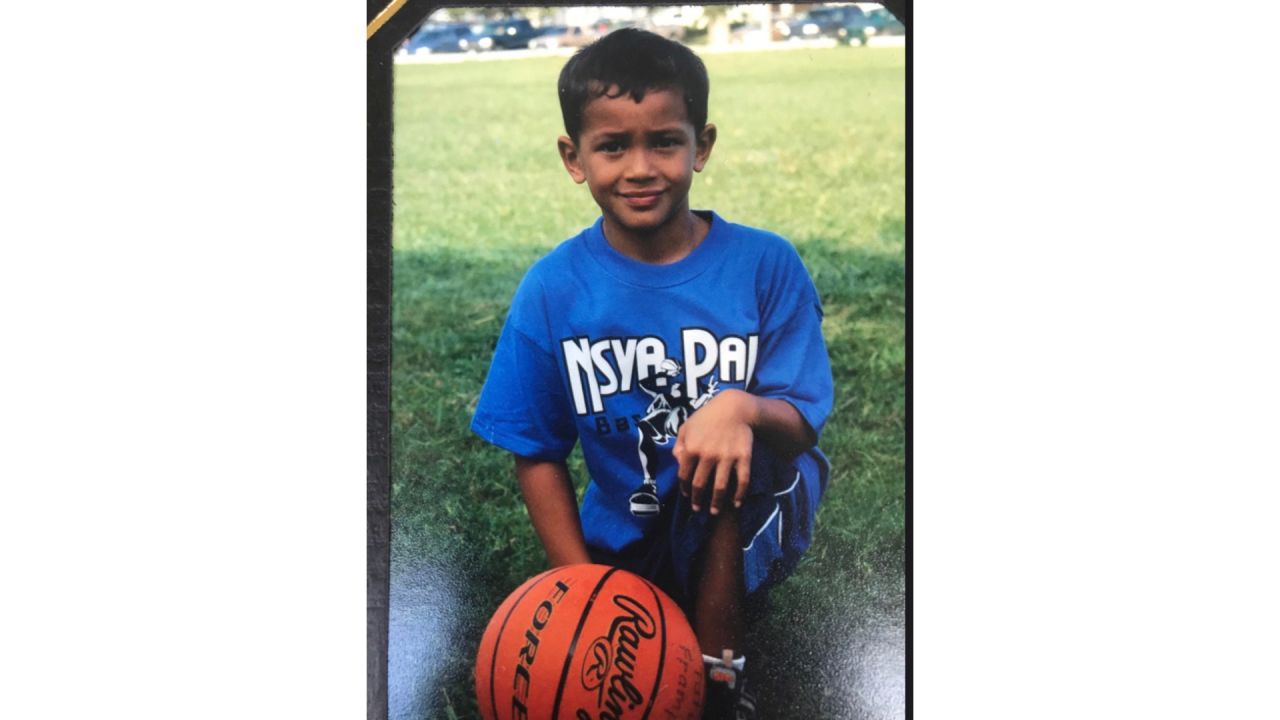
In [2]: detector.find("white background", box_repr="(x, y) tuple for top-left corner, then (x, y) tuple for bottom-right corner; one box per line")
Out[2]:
(914, 1), (1280, 716)
(2, 1), (1279, 717)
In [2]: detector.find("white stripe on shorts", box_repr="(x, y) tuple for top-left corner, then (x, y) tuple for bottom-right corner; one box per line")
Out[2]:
(742, 503), (780, 552)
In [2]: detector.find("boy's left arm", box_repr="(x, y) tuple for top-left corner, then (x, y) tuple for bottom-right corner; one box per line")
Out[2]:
(673, 389), (815, 515)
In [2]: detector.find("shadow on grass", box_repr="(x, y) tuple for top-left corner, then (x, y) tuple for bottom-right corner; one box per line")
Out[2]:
(389, 236), (904, 719)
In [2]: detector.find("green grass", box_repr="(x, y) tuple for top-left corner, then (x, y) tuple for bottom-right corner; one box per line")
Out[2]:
(391, 46), (905, 719)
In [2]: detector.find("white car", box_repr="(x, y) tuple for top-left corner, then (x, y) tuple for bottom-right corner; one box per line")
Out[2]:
(529, 26), (601, 50)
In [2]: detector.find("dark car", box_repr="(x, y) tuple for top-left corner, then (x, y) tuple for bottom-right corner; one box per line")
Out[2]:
(779, 5), (865, 40)
(838, 8), (906, 45)
(530, 24), (567, 39)
(402, 23), (471, 55)
(458, 18), (539, 51)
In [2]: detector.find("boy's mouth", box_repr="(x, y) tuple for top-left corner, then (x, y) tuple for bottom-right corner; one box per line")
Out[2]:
(620, 190), (663, 209)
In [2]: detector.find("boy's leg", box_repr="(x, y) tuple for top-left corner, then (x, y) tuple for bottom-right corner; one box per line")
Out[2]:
(673, 442), (826, 604)
(695, 505), (756, 720)
(672, 443), (829, 719)
(694, 507), (744, 656)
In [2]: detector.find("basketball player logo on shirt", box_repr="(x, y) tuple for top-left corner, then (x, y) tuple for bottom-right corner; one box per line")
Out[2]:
(629, 358), (719, 517)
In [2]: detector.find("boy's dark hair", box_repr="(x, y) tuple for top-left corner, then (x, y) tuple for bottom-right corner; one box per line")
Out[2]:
(557, 28), (709, 141)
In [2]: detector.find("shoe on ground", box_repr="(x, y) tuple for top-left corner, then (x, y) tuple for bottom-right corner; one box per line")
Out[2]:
(703, 652), (756, 720)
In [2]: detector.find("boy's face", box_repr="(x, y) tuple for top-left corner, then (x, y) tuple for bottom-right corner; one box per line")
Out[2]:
(558, 87), (716, 239)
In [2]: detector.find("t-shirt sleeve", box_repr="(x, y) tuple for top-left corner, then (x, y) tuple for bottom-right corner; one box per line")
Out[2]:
(750, 241), (835, 440)
(470, 270), (579, 461)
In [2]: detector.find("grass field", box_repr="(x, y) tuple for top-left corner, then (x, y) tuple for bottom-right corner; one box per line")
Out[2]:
(389, 45), (905, 719)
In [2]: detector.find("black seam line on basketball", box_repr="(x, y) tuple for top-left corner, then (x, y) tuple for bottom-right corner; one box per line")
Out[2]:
(638, 581), (668, 720)
(550, 566), (620, 720)
(490, 568), (559, 720)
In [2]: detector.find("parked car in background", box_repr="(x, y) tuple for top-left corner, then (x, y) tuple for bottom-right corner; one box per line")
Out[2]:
(530, 24), (567, 40)
(529, 25), (601, 50)
(838, 7), (905, 45)
(777, 5), (865, 40)
(402, 23), (470, 55)
(458, 18), (539, 51)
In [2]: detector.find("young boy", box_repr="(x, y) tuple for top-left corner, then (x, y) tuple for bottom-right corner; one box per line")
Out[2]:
(471, 28), (833, 719)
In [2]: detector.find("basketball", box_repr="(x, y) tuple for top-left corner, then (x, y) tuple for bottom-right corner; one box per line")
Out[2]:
(474, 564), (705, 720)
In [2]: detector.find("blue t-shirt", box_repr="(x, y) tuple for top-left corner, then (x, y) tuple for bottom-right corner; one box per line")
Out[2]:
(471, 211), (834, 554)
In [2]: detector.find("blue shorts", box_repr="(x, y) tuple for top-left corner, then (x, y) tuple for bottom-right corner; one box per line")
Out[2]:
(587, 441), (829, 610)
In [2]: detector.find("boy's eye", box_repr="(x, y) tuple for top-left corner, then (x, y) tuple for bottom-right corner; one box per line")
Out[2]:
(654, 137), (681, 148)
(598, 141), (624, 154)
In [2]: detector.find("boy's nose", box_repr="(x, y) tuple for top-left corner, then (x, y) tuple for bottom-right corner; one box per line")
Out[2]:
(624, 149), (656, 180)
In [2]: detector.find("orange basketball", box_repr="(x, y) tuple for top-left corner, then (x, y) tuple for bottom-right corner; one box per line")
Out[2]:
(474, 564), (705, 720)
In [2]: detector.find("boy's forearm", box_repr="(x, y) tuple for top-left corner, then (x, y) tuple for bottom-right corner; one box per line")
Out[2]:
(734, 390), (816, 457)
(514, 456), (592, 567)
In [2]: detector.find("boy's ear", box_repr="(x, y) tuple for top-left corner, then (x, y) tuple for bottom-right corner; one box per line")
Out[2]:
(557, 136), (587, 184)
(693, 123), (717, 172)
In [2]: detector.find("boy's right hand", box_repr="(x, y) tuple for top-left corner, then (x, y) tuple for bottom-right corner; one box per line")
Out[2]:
(675, 390), (818, 515)
(674, 389), (758, 515)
